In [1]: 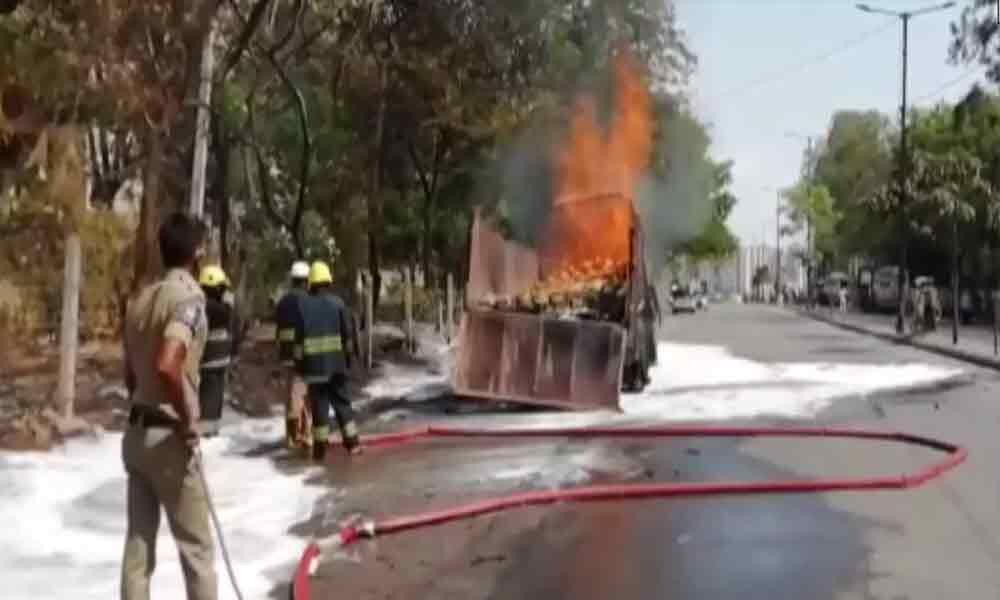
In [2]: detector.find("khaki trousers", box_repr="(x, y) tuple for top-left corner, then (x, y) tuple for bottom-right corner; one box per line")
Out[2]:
(120, 426), (217, 600)
(286, 371), (311, 444)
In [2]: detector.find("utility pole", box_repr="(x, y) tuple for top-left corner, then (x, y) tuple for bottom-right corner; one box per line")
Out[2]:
(952, 195), (959, 344)
(804, 136), (814, 298)
(775, 190), (782, 305)
(189, 21), (216, 220)
(857, 1), (956, 334)
(786, 131), (816, 304)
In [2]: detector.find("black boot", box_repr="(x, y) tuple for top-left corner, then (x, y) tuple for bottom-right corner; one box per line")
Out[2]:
(312, 439), (329, 462)
(344, 437), (363, 456)
(285, 419), (298, 449)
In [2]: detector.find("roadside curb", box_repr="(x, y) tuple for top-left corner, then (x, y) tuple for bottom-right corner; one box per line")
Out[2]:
(791, 308), (1000, 371)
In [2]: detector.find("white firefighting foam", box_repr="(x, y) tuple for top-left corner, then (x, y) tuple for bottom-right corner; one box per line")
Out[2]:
(0, 419), (324, 600)
(364, 339), (964, 427)
(0, 338), (965, 599)
(618, 343), (964, 422)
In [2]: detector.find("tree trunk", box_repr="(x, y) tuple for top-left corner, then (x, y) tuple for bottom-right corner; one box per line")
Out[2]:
(56, 233), (82, 419)
(421, 207), (432, 291)
(0, 169), (11, 212)
(189, 18), (215, 219)
(213, 113), (231, 267)
(135, 134), (164, 289)
(367, 61), (388, 313)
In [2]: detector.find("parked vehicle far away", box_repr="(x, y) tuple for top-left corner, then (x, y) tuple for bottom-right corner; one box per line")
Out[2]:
(670, 285), (697, 314)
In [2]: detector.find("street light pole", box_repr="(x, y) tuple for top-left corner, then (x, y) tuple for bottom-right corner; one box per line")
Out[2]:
(776, 190), (783, 305)
(786, 131), (816, 303)
(899, 12), (910, 335)
(953, 194), (959, 344)
(856, 1), (955, 335)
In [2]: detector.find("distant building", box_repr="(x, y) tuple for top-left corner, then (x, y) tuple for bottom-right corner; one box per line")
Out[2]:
(686, 245), (806, 299)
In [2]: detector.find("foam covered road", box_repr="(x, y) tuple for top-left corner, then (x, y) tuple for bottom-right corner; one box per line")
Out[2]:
(308, 303), (1000, 600)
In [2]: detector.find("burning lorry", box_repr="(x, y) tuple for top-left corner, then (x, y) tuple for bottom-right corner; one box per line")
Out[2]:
(451, 194), (659, 412)
(451, 50), (660, 412)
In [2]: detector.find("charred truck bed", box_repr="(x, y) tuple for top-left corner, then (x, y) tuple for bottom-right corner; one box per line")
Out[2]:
(452, 194), (657, 412)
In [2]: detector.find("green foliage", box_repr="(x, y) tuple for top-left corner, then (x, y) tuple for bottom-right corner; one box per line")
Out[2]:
(4, 0), (722, 331)
(0, 188), (132, 336)
(674, 157), (740, 263)
(810, 110), (894, 260)
(781, 182), (840, 265)
(804, 85), (1000, 294)
(949, 1), (1000, 83)
(682, 219), (737, 261)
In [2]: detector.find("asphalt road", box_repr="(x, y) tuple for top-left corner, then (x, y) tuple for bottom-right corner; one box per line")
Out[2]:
(304, 303), (1000, 600)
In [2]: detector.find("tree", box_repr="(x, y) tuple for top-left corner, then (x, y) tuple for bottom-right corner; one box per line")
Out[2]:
(2, 1), (223, 286)
(675, 159), (739, 263)
(781, 182), (841, 270)
(810, 110), (894, 262)
(4, 0), (717, 339)
(949, 1), (1000, 83)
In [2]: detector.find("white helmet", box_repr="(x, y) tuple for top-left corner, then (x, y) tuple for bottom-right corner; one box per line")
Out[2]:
(290, 261), (310, 280)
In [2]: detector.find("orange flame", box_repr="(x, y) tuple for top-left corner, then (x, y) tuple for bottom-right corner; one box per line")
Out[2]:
(541, 51), (652, 277)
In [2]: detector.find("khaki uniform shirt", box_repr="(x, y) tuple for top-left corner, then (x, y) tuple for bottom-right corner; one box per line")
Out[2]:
(124, 268), (208, 421)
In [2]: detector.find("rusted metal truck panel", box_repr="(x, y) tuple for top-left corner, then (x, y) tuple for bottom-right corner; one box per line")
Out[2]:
(453, 310), (626, 411)
(453, 195), (656, 411)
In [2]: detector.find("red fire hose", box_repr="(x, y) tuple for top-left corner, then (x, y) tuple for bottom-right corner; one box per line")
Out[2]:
(290, 424), (966, 600)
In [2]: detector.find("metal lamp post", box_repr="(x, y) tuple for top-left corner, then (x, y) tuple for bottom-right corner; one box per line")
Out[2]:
(761, 186), (785, 304)
(786, 131), (817, 304)
(856, 1), (956, 334)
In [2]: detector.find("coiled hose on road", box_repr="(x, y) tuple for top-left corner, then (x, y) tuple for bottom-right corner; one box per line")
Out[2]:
(290, 424), (967, 600)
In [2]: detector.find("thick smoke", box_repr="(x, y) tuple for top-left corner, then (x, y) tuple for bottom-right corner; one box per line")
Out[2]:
(488, 128), (557, 246)
(637, 109), (717, 277)
(480, 74), (717, 281)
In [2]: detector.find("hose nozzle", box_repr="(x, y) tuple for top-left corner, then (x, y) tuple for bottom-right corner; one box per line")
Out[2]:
(328, 517), (376, 551)
(357, 519), (376, 539)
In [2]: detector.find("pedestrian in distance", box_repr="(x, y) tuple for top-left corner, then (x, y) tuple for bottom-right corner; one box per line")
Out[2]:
(296, 260), (361, 461)
(197, 265), (234, 438)
(120, 212), (217, 600)
(275, 261), (312, 450)
(838, 281), (849, 314)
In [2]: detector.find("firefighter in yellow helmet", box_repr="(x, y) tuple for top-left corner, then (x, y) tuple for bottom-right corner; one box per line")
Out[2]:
(293, 260), (361, 460)
(198, 265), (235, 437)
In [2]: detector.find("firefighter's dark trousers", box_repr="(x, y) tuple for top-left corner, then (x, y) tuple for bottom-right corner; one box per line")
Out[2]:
(198, 369), (226, 435)
(308, 374), (359, 460)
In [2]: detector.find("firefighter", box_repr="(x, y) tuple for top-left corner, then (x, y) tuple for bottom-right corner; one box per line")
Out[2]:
(218, 273), (245, 368)
(296, 260), (360, 461)
(275, 261), (311, 449)
(221, 273), (235, 308)
(197, 265), (234, 437)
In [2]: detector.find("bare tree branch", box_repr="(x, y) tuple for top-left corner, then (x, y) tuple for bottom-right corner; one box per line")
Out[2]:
(219, 0), (273, 80)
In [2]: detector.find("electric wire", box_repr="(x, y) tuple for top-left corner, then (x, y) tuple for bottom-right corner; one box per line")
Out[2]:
(914, 65), (985, 103)
(719, 18), (898, 99)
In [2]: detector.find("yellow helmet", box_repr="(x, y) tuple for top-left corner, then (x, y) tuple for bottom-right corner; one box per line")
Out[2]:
(199, 265), (228, 288)
(308, 261), (333, 286)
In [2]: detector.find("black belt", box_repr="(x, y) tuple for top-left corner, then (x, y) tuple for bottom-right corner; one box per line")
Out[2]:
(128, 406), (178, 429)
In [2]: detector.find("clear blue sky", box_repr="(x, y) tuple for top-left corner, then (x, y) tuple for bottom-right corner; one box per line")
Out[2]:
(674, 0), (991, 247)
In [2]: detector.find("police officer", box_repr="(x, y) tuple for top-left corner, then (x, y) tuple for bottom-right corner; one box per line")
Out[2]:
(121, 212), (216, 600)
(197, 265), (234, 437)
(296, 260), (360, 461)
(275, 261), (311, 449)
